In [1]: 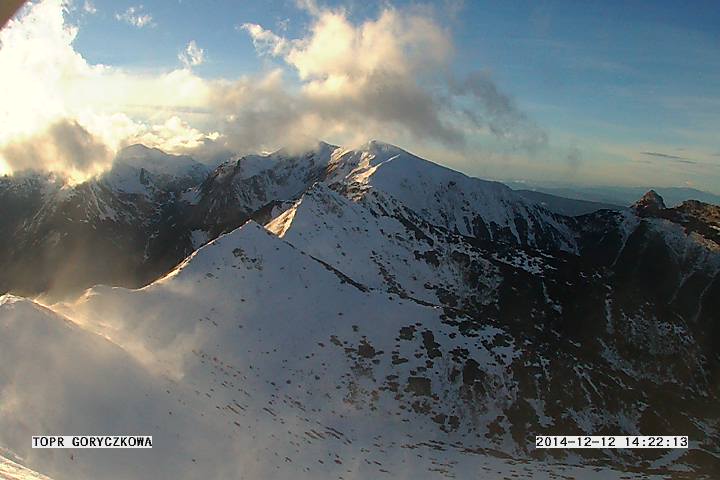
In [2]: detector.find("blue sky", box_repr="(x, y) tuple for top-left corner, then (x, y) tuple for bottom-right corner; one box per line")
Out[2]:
(69, 0), (720, 144)
(2, 0), (719, 192)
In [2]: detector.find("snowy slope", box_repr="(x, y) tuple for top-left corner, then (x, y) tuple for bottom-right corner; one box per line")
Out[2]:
(267, 182), (503, 309)
(0, 456), (54, 480)
(2, 141), (720, 478)
(0, 295), (244, 480)
(38, 221), (676, 479)
(265, 180), (720, 470)
(62, 222), (521, 447)
(326, 141), (577, 252)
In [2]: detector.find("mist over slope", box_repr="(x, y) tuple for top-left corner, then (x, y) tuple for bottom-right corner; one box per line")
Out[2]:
(0, 141), (719, 478)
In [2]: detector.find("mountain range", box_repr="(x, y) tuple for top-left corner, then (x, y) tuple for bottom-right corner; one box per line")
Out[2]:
(505, 181), (720, 209)
(0, 140), (718, 479)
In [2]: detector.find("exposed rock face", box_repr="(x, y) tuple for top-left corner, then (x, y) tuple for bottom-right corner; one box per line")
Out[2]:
(632, 189), (667, 216)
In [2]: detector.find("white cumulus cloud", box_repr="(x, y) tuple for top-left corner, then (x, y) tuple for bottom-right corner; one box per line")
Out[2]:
(225, 3), (543, 152)
(0, 0), (216, 179)
(179, 40), (205, 68)
(82, 0), (96, 14)
(0, 0), (545, 180)
(115, 5), (155, 28)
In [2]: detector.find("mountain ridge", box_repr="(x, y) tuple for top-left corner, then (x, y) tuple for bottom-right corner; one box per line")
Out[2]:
(1, 140), (719, 477)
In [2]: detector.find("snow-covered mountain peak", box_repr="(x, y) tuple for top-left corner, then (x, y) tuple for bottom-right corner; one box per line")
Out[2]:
(115, 143), (160, 159)
(324, 140), (411, 183)
(157, 219), (271, 280)
(105, 145), (209, 195)
(265, 182), (359, 239)
(359, 139), (408, 156)
(273, 140), (339, 159)
(114, 144), (202, 173)
(0, 293), (24, 307)
(324, 143), (577, 251)
(229, 141), (339, 182)
(164, 138), (576, 252)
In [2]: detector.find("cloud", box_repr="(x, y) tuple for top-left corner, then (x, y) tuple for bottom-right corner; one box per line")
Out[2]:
(240, 5), (454, 145)
(295, 0), (322, 16)
(641, 151), (694, 162)
(115, 5), (155, 28)
(449, 71), (548, 150)
(0, 114), (219, 181)
(275, 17), (290, 32)
(179, 40), (205, 68)
(0, 0), (217, 178)
(0, 0), (545, 179)
(0, 119), (113, 181)
(241, 23), (289, 57)
(566, 146), (582, 165)
(133, 116), (220, 152)
(82, 0), (96, 14)
(247, 7), (452, 82)
(226, 3), (544, 153)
